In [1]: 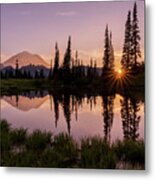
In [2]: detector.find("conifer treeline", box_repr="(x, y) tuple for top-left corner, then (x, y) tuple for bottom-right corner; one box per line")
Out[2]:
(48, 35), (100, 83)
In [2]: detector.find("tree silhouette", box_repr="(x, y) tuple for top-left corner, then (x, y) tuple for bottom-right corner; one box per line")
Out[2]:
(62, 94), (71, 135)
(103, 25), (110, 71)
(35, 70), (39, 79)
(53, 94), (59, 128)
(103, 25), (115, 76)
(121, 11), (132, 70)
(27, 70), (31, 79)
(131, 2), (141, 69)
(63, 36), (71, 73)
(15, 59), (19, 78)
(0, 71), (4, 79)
(109, 32), (115, 70)
(39, 69), (44, 79)
(75, 50), (78, 67)
(93, 60), (98, 78)
(102, 95), (114, 143)
(48, 58), (53, 80)
(71, 51), (78, 79)
(52, 42), (59, 80)
(120, 96), (141, 141)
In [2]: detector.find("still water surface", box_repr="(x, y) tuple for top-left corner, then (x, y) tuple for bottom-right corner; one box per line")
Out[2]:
(1, 91), (144, 143)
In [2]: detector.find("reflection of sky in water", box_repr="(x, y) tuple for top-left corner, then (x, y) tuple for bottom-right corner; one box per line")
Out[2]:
(1, 94), (144, 143)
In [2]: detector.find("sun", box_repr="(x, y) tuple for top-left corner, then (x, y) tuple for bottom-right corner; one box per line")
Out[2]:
(118, 69), (122, 74)
(115, 68), (124, 79)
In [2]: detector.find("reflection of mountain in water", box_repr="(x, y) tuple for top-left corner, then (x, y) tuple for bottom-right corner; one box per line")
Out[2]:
(2, 91), (49, 111)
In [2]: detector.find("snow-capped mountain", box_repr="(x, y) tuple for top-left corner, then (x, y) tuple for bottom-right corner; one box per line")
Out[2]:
(3, 51), (49, 68)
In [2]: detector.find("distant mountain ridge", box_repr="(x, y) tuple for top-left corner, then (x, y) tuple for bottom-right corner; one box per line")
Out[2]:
(3, 51), (49, 68)
(1, 51), (103, 77)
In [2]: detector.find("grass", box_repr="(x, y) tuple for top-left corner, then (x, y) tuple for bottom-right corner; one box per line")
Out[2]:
(112, 140), (145, 165)
(80, 137), (116, 169)
(1, 79), (51, 94)
(0, 119), (145, 169)
(25, 130), (51, 150)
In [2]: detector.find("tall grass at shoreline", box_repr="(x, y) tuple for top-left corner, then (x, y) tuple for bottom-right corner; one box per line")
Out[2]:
(0, 119), (145, 169)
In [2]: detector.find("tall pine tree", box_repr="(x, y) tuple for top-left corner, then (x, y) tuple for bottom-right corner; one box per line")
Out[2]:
(63, 36), (71, 72)
(15, 59), (19, 78)
(75, 50), (78, 67)
(103, 25), (114, 72)
(52, 42), (59, 79)
(121, 10), (132, 70)
(131, 2), (141, 69)
(48, 58), (53, 79)
(109, 31), (115, 70)
(103, 25), (110, 71)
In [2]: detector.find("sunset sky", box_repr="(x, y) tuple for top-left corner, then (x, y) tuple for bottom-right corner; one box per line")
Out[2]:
(1, 0), (144, 68)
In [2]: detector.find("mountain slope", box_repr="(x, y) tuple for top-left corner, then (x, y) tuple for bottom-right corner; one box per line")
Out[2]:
(3, 51), (49, 68)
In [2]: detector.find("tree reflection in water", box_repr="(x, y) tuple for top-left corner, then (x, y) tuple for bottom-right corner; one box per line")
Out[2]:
(120, 96), (141, 141)
(102, 95), (114, 143)
(2, 90), (143, 142)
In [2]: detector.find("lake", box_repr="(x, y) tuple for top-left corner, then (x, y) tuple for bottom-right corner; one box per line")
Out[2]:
(1, 90), (144, 144)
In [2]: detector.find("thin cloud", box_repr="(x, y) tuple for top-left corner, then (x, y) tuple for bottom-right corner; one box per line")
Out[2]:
(56, 11), (77, 17)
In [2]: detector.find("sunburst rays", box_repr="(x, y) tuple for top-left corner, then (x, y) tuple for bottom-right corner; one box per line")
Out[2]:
(103, 69), (135, 91)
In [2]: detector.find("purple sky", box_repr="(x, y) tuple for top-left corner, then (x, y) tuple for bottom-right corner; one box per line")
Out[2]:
(1, 0), (144, 67)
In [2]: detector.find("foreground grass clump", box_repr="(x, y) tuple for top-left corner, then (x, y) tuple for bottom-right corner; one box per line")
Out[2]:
(113, 140), (145, 167)
(0, 120), (145, 169)
(25, 130), (51, 150)
(80, 137), (116, 169)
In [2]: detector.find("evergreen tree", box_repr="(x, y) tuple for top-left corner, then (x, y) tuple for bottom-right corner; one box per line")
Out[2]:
(52, 42), (59, 79)
(75, 50), (78, 67)
(120, 96), (140, 140)
(73, 50), (78, 78)
(121, 10), (132, 70)
(63, 94), (71, 135)
(23, 70), (28, 79)
(8, 70), (13, 78)
(102, 95), (114, 143)
(4, 70), (8, 78)
(88, 58), (93, 79)
(93, 60), (97, 77)
(63, 36), (71, 72)
(71, 57), (74, 70)
(81, 60), (85, 77)
(40, 69), (44, 79)
(131, 2), (141, 69)
(0, 71), (4, 79)
(53, 94), (59, 128)
(103, 25), (110, 71)
(27, 70), (31, 79)
(15, 59), (19, 78)
(109, 32), (115, 70)
(48, 58), (53, 79)
(35, 70), (39, 79)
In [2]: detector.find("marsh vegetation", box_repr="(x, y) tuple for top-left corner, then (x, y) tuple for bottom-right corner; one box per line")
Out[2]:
(1, 120), (144, 169)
